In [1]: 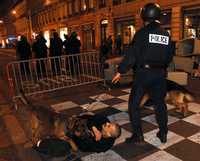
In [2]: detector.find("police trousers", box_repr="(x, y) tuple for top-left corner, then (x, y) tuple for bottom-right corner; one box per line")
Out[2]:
(128, 68), (168, 136)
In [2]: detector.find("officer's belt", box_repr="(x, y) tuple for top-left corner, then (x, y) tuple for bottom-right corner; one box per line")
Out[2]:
(140, 64), (166, 69)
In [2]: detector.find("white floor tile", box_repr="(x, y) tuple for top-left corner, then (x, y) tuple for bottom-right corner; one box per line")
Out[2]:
(122, 88), (131, 93)
(90, 93), (115, 101)
(188, 132), (200, 144)
(142, 114), (179, 126)
(114, 128), (132, 145)
(112, 102), (128, 111)
(82, 150), (126, 161)
(51, 101), (78, 112)
(108, 112), (130, 125)
(81, 102), (109, 111)
(139, 150), (182, 161)
(188, 103), (200, 113)
(117, 94), (129, 101)
(144, 129), (185, 150)
(183, 113), (200, 127)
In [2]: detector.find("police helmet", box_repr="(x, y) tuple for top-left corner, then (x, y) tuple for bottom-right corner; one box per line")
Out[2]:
(141, 3), (161, 22)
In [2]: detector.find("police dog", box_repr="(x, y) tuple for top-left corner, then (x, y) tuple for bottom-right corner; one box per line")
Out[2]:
(139, 80), (194, 116)
(19, 90), (78, 152)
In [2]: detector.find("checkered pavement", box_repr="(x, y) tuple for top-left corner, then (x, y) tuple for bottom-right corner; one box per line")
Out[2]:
(50, 87), (200, 161)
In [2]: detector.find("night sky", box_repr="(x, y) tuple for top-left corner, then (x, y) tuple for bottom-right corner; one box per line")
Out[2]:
(0, 0), (19, 17)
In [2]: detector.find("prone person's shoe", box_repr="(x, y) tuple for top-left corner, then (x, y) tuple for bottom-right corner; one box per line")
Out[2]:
(156, 132), (167, 143)
(125, 135), (144, 144)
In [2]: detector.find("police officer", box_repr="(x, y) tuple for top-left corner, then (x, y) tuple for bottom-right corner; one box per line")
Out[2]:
(112, 3), (174, 143)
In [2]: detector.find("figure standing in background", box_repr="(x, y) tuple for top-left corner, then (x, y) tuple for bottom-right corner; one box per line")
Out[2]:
(32, 33), (48, 76)
(49, 32), (63, 75)
(106, 35), (113, 56)
(115, 34), (122, 55)
(16, 35), (32, 74)
(68, 32), (81, 76)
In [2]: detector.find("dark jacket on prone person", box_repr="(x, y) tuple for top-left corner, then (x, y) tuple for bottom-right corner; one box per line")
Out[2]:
(70, 114), (115, 153)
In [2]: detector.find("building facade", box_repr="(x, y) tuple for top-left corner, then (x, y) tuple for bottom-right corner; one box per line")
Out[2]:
(12, 0), (200, 51)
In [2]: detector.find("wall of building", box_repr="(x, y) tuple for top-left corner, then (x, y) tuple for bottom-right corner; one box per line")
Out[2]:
(12, 0), (200, 51)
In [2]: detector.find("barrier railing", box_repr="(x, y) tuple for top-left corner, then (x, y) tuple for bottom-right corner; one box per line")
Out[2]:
(7, 52), (104, 104)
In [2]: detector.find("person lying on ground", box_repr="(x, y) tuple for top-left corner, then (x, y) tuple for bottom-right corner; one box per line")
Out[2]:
(66, 112), (121, 153)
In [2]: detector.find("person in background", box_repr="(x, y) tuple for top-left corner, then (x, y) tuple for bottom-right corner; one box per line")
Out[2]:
(16, 35), (32, 74)
(63, 34), (70, 55)
(68, 32), (81, 76)
(32, 33), (48, 76)
(115, 34), (122, 55)
(106, 35), (113, 56)
(49, 32), (63, 75)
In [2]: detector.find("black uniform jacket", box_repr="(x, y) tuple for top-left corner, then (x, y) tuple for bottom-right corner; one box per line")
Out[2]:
(118, 22), (174, 74)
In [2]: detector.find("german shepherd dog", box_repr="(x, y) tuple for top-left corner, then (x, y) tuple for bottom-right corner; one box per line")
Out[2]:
(139, 80), (194, 116)
(19, 90), (78, 152)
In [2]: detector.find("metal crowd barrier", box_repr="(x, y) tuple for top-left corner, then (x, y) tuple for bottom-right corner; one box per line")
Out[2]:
(7, 52), (105, 105)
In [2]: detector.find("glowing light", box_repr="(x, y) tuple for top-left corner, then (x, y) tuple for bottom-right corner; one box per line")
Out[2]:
(83, 4), (87, 10)
(17, 36), (21, 41)
(0, 20), (3, 24)
(59, 27), (68, 41)
(12, 10), (17, 15)
(185, 17), (190, 26)
(44, 30), (50, 47)
(1, 40), (5, 48)
(101, 19), (108, 25)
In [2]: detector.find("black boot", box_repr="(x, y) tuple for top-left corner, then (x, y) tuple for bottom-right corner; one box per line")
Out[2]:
(156, 132), (167, 143)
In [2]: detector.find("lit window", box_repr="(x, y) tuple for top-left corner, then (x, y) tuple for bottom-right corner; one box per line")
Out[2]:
(88, 0), (94, 9)
(99, 0), (106, 8)
(74, 0), (80, 13)
(81, 0), (87, 11)
(68, 2), (73, 15)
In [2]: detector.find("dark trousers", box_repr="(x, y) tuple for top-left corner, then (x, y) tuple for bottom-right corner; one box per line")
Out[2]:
(128, 69), (168, 136)
(36, 59), (46, 76)
(20, 61), (30, 74)
(51, 57), (61, 75)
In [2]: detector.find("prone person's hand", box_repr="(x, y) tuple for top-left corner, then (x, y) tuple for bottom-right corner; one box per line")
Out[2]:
(92, 126), (102, 141)
(112, 72), (121, 84)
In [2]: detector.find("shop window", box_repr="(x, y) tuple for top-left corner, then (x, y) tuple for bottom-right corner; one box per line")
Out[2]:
(88, 0), (94, 9)
(74, 0), (80, 13)
(183, 8), (200, 39)
(115, 19), (135, 48)
(113, 0), (121, 6)
(83, 24), (95, 50)
(99, 0), (106, 8)
(68, 2), (73, 15)
(100, 19), (108, 43)
(81, 0), (87, 11)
